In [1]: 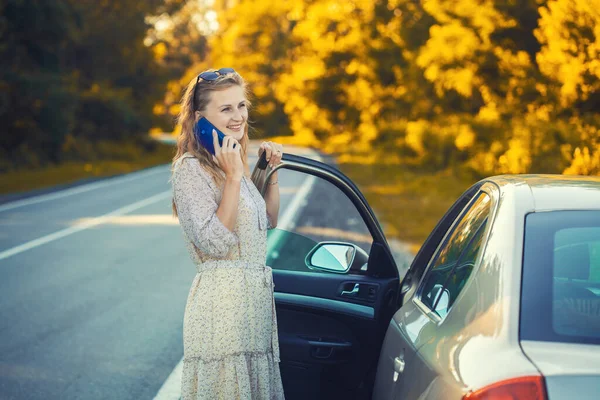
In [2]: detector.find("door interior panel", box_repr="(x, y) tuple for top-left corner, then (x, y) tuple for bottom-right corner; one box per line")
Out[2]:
(277, 309), (358, 365)
(274, 270), (399, 400)
(275, 304), (381, 400)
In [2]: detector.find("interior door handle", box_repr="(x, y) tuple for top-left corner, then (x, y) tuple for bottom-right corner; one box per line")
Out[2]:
(393, 356), (405, 382)
(341, 283), (359, 297)
(308, 339), (353, 361)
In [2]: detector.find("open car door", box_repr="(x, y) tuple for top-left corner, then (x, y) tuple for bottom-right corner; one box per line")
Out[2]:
(261, 153), (400, 400)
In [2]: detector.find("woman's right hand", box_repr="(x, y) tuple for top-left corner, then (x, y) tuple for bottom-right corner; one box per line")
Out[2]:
(213, 130), (243, 180)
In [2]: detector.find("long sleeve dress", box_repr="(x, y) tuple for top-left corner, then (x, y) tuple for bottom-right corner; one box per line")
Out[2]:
(171, 153), (285, 400)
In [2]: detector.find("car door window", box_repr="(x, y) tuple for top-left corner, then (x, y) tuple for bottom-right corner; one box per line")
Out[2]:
(266, 168), (373, 274)
(418, 192), (491, 318)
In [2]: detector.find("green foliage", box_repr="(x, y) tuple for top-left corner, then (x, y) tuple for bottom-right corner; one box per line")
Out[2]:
(0, 0), (186, 172)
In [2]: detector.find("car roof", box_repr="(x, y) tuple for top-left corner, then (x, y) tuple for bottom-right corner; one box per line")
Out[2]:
(484, 174), (600, 211)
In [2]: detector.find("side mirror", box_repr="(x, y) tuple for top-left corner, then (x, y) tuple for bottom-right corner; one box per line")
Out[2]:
(306, 242), (357, 274)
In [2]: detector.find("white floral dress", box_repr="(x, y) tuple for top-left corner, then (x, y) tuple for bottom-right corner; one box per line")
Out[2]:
(171, 153), (285, 400)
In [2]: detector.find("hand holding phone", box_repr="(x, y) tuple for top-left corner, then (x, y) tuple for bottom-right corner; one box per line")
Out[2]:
(212, 129), (243, 180)
(195, 117), (236, 156)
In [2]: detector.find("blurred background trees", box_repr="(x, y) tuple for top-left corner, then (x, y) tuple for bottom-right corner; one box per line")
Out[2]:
(170, 0), (598, 176)
(0, 0), (203, 171)
(1, 0), (598, 176)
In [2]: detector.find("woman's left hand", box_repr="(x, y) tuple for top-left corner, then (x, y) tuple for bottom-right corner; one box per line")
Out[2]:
(259, 141), (284, 168)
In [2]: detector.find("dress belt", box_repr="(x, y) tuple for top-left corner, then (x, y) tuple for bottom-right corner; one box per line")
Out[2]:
(195, 260), (273, 288)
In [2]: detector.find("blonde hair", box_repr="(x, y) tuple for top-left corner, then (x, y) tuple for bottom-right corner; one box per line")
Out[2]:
(172, 69), (251, 216)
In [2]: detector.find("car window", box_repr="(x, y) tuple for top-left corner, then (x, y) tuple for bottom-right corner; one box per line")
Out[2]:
(418, 192), (491, 318)
(266, 168), (373, 274)
(521, 211), (600, 345)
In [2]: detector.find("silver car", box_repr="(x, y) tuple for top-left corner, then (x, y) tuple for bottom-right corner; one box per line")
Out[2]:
(372, 175), (600, 400)
(260, 155), (600, 400)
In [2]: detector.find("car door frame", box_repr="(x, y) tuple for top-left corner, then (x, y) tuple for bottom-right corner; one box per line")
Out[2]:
(397, 180), (487, 307)
(264, 153), (401, 398)
(266, 153), (399, 280)
(375, 182), (500, 400)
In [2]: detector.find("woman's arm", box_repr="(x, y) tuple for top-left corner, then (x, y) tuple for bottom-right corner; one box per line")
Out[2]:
(264, 170), (280, 228)
(259, 141), (284, 229)
(214, 132), (244, 231)
(171, 132), (244, 258)
(172, 158), (238, 258)
(216, 176), (242, 231)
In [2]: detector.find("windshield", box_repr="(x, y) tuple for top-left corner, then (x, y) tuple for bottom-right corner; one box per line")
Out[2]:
(521, 210), (600, 345)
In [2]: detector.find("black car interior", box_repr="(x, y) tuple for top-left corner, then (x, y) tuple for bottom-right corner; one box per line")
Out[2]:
(269, 154), (399, 400)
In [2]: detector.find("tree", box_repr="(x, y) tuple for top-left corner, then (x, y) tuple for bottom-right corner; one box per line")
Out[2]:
(0, 0), (186, 169)
(0, 0), (80, 167)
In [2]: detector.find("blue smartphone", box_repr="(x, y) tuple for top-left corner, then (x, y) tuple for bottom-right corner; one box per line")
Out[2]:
(194, 117), (234, 155)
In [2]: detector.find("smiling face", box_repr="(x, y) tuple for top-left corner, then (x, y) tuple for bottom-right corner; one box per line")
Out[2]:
(200, 85), (249, 141)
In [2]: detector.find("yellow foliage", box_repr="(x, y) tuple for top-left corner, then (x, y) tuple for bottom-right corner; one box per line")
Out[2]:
(169, 104), (181, 116)
(153, 42), (168, 61)
(535, 0), (600, 107)
(423, 0), (514, 42)
(418, 22), (481, 97)
(163, 0), (599, 177)
(149, 127), (163, 136)
(469, 151), (500, 175)
(405, 120), (429, 156)
(153, 104), (166, 115)
(420, 23), (480, 66)
(528, 104), (551, 122)
(255, 101), (275, 116)
(564, 146), (600, 175)
(494, 48), (532, 79)
(498, 139), (532, 174)
(477, 102), (500, 122)
(455, 125), (476, 151)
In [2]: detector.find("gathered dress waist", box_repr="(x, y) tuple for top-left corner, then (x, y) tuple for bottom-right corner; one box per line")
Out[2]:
(195, 260), (273, 288)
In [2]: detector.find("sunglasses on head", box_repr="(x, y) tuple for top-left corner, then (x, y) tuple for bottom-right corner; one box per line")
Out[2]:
(192, 68), (236, 110)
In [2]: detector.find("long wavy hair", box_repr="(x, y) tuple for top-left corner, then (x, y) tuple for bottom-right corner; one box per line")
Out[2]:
(171, 70), (251, 217)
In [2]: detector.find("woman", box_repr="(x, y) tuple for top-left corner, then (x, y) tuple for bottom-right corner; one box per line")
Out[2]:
(171, 68), (285, 399)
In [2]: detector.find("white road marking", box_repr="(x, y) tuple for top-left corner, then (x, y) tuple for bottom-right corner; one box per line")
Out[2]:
(74, 214), (179, 226)
(276, 175), (316, 231)
(153, 357), (184, 400)
(0, 190), (172, 262)
(0, 165), (169, 213)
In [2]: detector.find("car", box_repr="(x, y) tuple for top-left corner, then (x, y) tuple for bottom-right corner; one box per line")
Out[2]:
(257, 154), (600, 400)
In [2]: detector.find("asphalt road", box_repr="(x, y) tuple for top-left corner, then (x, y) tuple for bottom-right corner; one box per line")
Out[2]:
(0, 145), (412, 400)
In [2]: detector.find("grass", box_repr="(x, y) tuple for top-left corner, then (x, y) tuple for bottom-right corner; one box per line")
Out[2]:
(337, 158), (477, 250)
(0, 142), (174, 196)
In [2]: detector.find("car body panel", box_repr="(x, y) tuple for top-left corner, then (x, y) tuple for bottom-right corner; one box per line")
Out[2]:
(521, 341), (600, 400)
(505, 174), (600, 211)
(388, 181), (541, 398)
